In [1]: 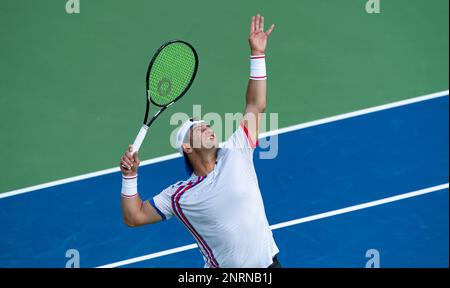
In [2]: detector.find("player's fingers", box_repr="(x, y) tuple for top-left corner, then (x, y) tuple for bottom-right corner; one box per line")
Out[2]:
(255, 14), (260, 33)
(266, 24), (275, 36)
(132, 151), (140, 164)
(125, 151), (133, 161)
(121, 161), (132, 171)
(121, 163), (131, 170)
(120, 162), (131, 170)
(125, 145), (134, 159)
(260, 16), (264, 31)
(250, 16), (255, 33)
(121, 156), (133, 167)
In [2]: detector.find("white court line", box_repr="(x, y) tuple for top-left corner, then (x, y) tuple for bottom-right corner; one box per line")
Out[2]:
(0, 153), (181, 199)
(1, 90), (448, 200)
(97, 183), (449, 268)
(262, 90), (449, 138)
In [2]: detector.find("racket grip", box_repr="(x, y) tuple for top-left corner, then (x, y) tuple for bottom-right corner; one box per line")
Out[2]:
(132, 125), (148, 154)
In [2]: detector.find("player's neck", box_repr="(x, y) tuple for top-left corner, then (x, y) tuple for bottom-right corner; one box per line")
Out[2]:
(191, 148), (217, 177)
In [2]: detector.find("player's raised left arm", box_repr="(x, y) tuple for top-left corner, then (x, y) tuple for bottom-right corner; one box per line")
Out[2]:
(243, 14), (275, 144)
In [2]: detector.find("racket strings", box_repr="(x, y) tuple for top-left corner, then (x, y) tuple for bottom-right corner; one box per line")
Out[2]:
(148, 43), (197, 106)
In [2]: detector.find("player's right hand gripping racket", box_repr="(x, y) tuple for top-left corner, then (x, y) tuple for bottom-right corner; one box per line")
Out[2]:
(130, 40), (199, 156)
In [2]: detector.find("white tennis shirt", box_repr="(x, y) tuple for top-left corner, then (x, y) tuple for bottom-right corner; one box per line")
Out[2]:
(151, 124), (279, 268)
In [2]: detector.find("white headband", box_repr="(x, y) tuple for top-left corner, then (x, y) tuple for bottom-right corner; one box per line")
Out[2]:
(176, 119), (204, 155)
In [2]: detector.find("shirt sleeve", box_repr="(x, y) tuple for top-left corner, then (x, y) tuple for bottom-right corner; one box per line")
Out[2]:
(221, 122), (258, 159)
(151, 185), (179, 220)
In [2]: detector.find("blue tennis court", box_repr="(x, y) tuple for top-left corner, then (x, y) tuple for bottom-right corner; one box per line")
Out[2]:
(0, 93), (448, 268)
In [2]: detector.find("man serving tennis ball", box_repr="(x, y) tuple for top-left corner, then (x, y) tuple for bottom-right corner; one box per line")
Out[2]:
(120, 14), (279, 268)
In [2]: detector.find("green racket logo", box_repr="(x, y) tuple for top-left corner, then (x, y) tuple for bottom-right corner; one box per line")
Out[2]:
(157, 78), (172, 97)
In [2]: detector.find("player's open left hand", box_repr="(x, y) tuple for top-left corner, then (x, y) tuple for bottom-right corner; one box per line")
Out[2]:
(249, 14), (275, 55)
(120, 144), (140, 176)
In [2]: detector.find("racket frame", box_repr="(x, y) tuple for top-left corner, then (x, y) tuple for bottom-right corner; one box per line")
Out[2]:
(132, 40), (199, 154)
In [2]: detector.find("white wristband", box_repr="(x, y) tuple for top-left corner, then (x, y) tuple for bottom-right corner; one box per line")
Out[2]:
(250, 55), (267, 80)
(121, 175), (138, 198)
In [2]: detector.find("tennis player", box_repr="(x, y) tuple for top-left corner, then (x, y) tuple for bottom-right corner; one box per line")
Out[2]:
(119, 14), (279, 268)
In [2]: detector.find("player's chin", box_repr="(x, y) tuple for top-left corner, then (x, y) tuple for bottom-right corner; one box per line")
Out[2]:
(202, 137), (218, 149)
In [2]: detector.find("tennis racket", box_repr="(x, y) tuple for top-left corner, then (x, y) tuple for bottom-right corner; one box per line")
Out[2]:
(130, 40), (199, 156)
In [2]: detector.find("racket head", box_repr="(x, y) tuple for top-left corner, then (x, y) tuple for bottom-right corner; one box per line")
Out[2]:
(146, 40), (199, 107)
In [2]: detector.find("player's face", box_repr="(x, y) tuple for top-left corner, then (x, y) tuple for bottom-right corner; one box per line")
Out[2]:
(190, 123), (217, 150)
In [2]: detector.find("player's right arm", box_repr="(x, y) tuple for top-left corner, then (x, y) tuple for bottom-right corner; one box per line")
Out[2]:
(120, 145), (163, 227)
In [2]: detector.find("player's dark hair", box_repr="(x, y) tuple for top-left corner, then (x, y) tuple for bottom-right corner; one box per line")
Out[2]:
(183, 117), (200, 175)
(183, 152), (194, 175)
